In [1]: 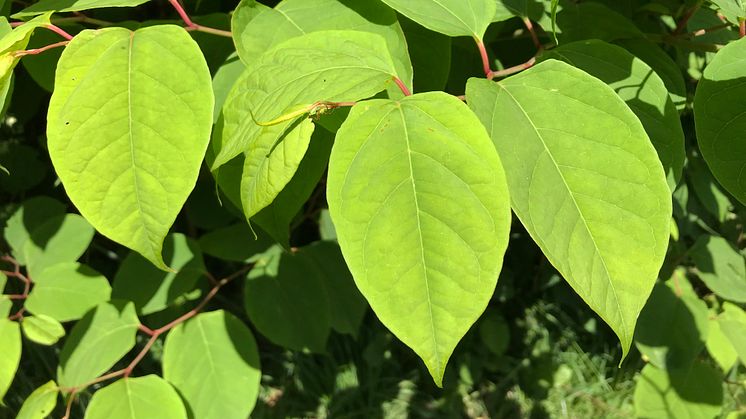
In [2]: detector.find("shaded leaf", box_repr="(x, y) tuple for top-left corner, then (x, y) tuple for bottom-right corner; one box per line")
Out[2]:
(3, 196), (65, 265)
(719, 302), (746, 367)
(379, 0), (496, 38)
(23, 214), (95, 277)
(634, 363), (723, 419)
(690, 235), (746, 303)
(85, 375), (186, 419)
(13, 0), (149, 18)
(26, 262), (111, 322)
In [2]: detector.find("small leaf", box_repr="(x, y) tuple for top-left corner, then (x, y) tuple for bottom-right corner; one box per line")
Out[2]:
(706, 314), (738, 372)
(47, 26), (214, 270)
(4, 196), (66, 265)
(466, 60), (672, 359)
(25, 262), (111, 322)
(23, 214), (95, 277)
(378, 0), (496, 38)
(85, 375), (186, 419)
(719, 302), (746, 367)
(231, 0), (412, 88)
(16, 380), (58, 419)
(634, 363), (723, 419)
(694, 37), (746, 206)
(327, 92), (512, 386)
(58, 301), (140, 389)
(21, 314), (65, 345)
(112, 234), (205, 315)
(163, 310), (261, 419)
(690, 235), (746, 303)
(541, 40), (685, 191)
(13, 0), (149, 18)
(634, 277), (709, 369)
(0, 318), (21, 401)
(244, 245), (331, 352)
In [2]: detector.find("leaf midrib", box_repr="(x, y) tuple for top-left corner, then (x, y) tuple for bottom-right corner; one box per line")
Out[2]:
(495, 83), (629, 344)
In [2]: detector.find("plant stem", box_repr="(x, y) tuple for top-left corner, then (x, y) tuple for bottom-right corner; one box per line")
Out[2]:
(168, 0), (232, 37)
(13, 40), (69, 57)
(523, 17), (542, 50)
(682, 23), (730, 38)
(491, 57), (536, 79)
(45, 24), (74, 40)
(672, 1), (703, 36)
(475, 39), (493, 79)
(10, 21), (23, 27)
(740, 19), (745, 38)
(393, 76), (411, 96)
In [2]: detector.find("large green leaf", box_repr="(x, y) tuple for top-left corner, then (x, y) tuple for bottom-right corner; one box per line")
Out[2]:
(4, 196), (65, 264)
(378, 0), (495, 38)
(694, 37), (746, 206)
(215, 31), (400, 220)
(22, 214), (95, 277)
(85, 375), (186, 419)
(21, 314), (66, 345)
(0, 318), (21, 401)
(26, 262), (111, 322)
(231, 0), (412, 87)
(634, 363), (723, 419)
(13, 0), (149, 18)
(541, 40), (685, 191)
(58, 302), (140, 389)
(466, 60), (672, 359)
(327, 92), (511, 386)
(690, 235), (746, 303)
(16, 381), (58, 419)
(47, 25), (214, 270)
(719, 302), (746, 367)
(635, 277), (709, 369)
(112, 234), (205, 315)
(163, 310), (261, 419)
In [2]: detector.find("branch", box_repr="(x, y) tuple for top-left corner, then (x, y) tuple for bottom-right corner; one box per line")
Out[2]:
(672, 1), (703, 36)
(523, 17), (542, 51)
(13, 40), (69, 57)
(475, 39), (493, 79)
(44, 24), (74, 40)
(491, 56), (537, 79)
(167, 0), (232, 38)
(393, 76), (412, 96)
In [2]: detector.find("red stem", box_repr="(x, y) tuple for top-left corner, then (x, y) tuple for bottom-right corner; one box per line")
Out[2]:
(740, 20), (745, 38)
(476, 39), (493, 79)
(491, 56), (536, 79)
(45, 24), (74, 40)
(393, 77), (411, 96)
(168, 0), (195, 27)
(166, 0), (232, 37)
(673, 2), (701, 36)
(523, 17), (542, 50)
(13, 40), (69, 57)
(10, 21), (23, 27)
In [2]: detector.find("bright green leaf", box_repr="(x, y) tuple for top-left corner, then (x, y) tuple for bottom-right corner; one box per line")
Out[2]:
(327, 92), (512, 386)
(21, 314), (65, 345)
(4, 196), (65, 265)
(709, 0), (746, 24)
(26, 262), (111, 322)
(694, 37), (746, 206)
(212, 52), (244, 124)
(85, 375), (186, 419)
(706, 314), (738, 372)
(466, 60), (672, 360)
(112, 234), (205, 315)
(231, 0), (412, 88)
(0, 296), (11, 318)
(244, 245), (331, 352)
(378, 0), (496, 38)
(634, 363), (723, 419)
(690, 235), (746, 303)
(13, 0), (149, 18)
(635, 277), (709, 369)
(0, 13), (52, 85)
(719, 302), (746, 367)
(58, 302), (140, 389)
(541, 40), (685, 191)
(22, 23), (83, 92)
(163, 310), (261, 419)
(0, 318), (21, 401)
(23, 214), (95, 277)
(47, 25), (214, 270)
(16, 380), (58, 419)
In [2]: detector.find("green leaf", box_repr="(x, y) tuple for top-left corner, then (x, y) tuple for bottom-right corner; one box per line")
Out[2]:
(0, 13), (52, 84)
(163, 310), (261, 419)
(13, 0), (149, 18)
(555, 2), (643, 43)
(85, 375), (186, 419)
(497, 0), (545, 20)
(688, 157), (733, 223)
(23, 214), (95, 277)
(694, 37), (746, 206)
(16, 380), (58, 419)
(252, 127), (333, 247)
(327, 92), (512, 386)
(47, 25), (214, 270)
(212, 52), (244, 124)
(112, 234), (205, 315)
(58, 301), (140, 389)
(25, 262), (110, 322)
(466, 60), (672, 359)
(0, 296), (11, 318)
(4, 196), (65, 265)
(198, 223), (273, 262)
(478, 308), (510, 356)
(0, 143), (46, 194)
(22, 23), (83, 92)
(399, 15), (451, 93)
(690, 235), (746, 303)
(378, 0), (496, 38)
(0, 271), (5, 293)
(231, 0), (413, 88)
(541, 40), (685, 191)
(719, 302), (746, 367)
(634, 363), (723, 419)
(0, 318), (21, 401)
(21, 314), (65, 345)
(634, 277), (709, 369)
(244, 245), (331, 352)
(706, 314), (738, 372)
(709, 0), (746, 24)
